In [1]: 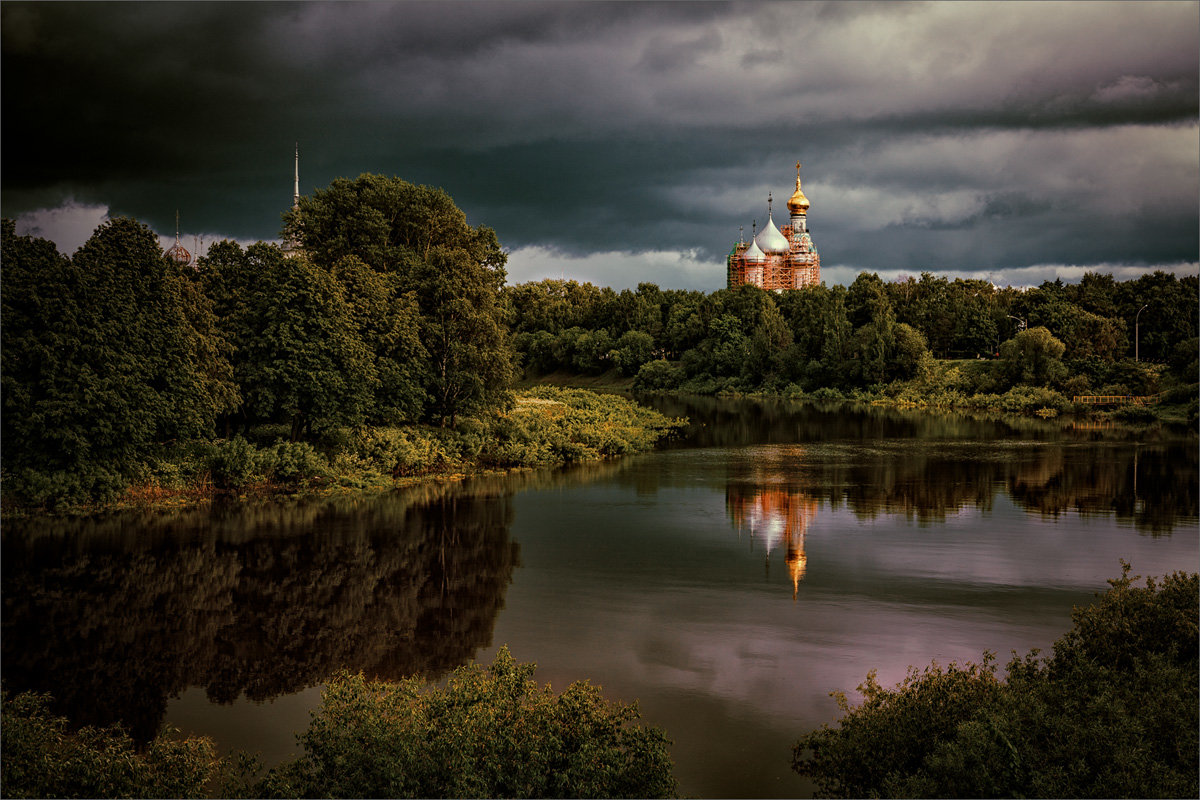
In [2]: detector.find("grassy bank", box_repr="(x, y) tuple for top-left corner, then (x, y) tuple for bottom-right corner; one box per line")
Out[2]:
(1, 387), (687, 515)
(515, 368), (635, 392)
(625, 354), (1198, 430)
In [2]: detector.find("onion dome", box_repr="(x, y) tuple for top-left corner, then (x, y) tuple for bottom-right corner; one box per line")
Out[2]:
(165, 210), (192, 266)
(742, 238), (766, 263)
(756, 214), (790, 254)
(165, 241), (192, 265)
(787, 162), (810, 214)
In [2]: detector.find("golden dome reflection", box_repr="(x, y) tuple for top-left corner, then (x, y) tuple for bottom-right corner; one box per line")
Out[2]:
(726, 484), (818, 600)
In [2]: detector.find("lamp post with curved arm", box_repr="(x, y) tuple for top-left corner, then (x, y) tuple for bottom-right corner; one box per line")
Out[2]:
(1135, 304), (1148, 362)
(1006, 315), (1027, 332)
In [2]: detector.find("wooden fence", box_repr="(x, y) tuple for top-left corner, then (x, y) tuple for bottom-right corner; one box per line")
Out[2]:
(1072, 394), (1163, 406)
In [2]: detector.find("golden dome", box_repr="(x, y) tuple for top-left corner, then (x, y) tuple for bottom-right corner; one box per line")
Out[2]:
(787, 162), (810, 214)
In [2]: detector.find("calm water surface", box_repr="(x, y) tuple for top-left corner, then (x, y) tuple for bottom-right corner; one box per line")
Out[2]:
(4, 398), (1197, 798)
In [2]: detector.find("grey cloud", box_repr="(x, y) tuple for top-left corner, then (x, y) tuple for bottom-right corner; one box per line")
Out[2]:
(2, 1), (1196, 287)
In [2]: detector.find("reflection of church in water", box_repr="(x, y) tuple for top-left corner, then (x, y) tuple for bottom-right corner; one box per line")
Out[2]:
(726, 484), (818, 599)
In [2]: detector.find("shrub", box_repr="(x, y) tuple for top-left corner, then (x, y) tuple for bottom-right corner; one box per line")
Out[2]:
(994, 385), (1068, 414)
(808, 386), (845, 401)
(236, 647), (677, 799)
(793, 566), (1199, 799)
(633, 359), (685, 391)
(263, 441), (330, 485)
(204, 436), (267, 490)
(1, 690), (217, 799)
(1, 465), (128, 509)
(482, 388), (684, 468)
(348, 426), (461, 477)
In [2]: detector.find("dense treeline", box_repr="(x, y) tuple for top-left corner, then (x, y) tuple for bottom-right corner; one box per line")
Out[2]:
(508, 272), (1198, 407)
(2, 177), (681, 509)
(3, 174), (1196, 508)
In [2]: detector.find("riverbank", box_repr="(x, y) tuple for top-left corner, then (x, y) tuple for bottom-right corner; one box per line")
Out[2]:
(521, 366), (1199, 432)
(0, 387), (687, 517)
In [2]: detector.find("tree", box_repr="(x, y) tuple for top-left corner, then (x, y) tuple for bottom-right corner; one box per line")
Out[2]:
(2, 218), (237, 502)
(846, 272), (893, 330)
(287, 174), (513, 425)
(417, 244), (513, 426)
(999, 326), (1067, 387)
(238, 647), (677, 799)
(743, 300), (793, 388)
(612, 330), (657, 377)
(332, 256), (428, 423)
(202, 242), (374, 439)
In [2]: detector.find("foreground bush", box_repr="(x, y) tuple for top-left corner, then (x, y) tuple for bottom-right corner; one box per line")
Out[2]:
(235, 647), (677, 798)
(1, 691), (217, 799)
(792, 565), (1199, 798)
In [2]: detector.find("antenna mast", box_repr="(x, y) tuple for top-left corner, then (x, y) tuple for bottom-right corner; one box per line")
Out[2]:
(293, 142), (300, 210)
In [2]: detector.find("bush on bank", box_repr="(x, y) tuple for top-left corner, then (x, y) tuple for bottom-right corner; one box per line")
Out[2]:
(792, 565), (1200, 799)
(228, 647), (677, 799)
(0, 691), (218, 799)
(3, 648), (678, 800)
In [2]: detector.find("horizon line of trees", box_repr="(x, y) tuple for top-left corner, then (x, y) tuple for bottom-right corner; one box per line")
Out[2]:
(507, 270), (1197, 397)
(3, 174), (1197, 506)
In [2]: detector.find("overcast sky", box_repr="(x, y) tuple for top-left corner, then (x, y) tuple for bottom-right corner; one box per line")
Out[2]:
(3, 1), (1197, 290)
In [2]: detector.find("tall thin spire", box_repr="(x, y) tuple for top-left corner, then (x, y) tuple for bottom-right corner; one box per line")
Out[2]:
(292, 142), (300, 211)
(165, 209), (193, 266)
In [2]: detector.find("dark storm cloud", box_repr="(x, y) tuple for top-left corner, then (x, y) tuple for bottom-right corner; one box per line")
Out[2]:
(3, 1), (1197, 288)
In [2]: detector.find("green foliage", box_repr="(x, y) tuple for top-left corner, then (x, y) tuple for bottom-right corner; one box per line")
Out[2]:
(1, 690), (217, 799)
(2, 219), (238, 505)
(992, 385), (1069, 414)
(483, 387), (685, 467)
(235, 647), (677, 799)
(612, 329), (657, 376)
(287, 174), (513, 427)
(999, 326), (1067, 387)
(201, 436), (331, 489)
(634, 359), (686, 391)
(202, 243), (375, 439)
(793, 566), (1199, 799)
(1167, 336), (1198, 383)
(332, 255), (430, 423)
(345, 425), (467, 477)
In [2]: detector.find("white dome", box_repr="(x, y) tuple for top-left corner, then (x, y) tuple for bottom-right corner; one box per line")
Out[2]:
(742, 239), (766, 263)
(756, 215), (790, 254)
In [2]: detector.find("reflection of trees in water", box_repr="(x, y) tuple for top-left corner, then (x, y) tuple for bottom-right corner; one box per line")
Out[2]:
(2, 483), (519, 744)
(641, 394), (1058, 449)
(1008, 442), (1198, 536)
(633, 395), (1199, 534)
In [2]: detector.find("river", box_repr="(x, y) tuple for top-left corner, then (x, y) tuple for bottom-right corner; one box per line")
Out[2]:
(3, 397), (1197, 797)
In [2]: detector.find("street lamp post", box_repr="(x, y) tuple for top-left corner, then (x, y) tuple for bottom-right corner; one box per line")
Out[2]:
(1135, 304), (1148, 362)
(1006, 315), (1027, 332)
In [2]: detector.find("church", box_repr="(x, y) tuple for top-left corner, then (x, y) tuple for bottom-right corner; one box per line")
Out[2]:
(727, 163), (820, 290)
